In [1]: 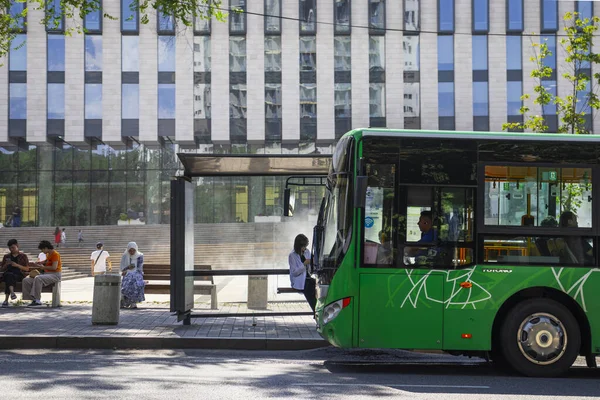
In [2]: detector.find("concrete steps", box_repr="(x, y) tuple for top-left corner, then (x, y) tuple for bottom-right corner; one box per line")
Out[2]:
(0, 223), (303, 279)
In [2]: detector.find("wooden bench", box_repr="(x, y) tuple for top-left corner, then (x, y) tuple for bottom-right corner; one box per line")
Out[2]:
(0, 272), (61, 308)
(142, 264), (217, 309)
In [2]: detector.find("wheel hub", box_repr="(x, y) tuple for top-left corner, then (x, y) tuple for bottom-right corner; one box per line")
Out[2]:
(517, 312), (567, 365)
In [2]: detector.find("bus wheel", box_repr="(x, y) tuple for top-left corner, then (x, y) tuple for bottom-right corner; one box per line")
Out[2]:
(500, 298), (580, 377)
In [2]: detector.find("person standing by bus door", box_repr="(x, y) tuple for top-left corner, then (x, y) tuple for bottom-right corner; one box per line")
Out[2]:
(288, 234), (316, 313)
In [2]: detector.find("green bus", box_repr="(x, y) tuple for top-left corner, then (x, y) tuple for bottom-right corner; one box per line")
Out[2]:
(311, 129), (600, 377)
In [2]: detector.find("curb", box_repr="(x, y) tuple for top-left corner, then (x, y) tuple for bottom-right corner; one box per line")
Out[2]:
(0, 336), (329, 351)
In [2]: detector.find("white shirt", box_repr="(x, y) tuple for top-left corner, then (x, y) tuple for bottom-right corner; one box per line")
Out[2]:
(289, 249), (311, 290)
(37, 252), (46, 263)
(90, 250), (110, 272)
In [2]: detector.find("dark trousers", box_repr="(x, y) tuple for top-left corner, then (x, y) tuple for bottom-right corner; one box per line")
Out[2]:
(2, 271), (23, 294)
(303, 277), (317, 313)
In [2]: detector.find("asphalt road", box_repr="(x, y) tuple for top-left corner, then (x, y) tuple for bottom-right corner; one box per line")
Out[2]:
(1, 348), (599, 399)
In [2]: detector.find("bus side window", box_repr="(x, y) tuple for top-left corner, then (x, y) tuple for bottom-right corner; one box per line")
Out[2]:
(363, 163), (396, 267)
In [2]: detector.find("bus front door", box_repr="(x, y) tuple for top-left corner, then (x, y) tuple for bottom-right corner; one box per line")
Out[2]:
(357, 271), (444, 350)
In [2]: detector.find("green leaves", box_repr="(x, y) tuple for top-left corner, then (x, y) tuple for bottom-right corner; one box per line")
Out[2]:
(503, 11), (600, 135)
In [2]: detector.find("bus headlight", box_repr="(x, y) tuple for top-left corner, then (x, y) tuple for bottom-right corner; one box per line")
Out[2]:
(322, 297), (351, 326)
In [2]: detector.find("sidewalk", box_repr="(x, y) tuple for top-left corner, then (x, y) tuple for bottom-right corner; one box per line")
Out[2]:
(0, 276), (327, 350)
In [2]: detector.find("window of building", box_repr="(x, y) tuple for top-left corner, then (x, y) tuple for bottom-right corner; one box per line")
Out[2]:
(473, 0), (488, 32)
(577, 1), (593, 22)
(473, 82), (489, 117)
(437, 36), (453, 71)
(506, 36), (523, 121)
(122, 84), (139, 118)
(541, 0), (558, 32)
(403, 35), (420, 71)
(438, 82), (455, 118)
(10, 0), (27, 31)
(506, 35), (522, 71)
(84, 2), (102, 32)
(438, 0), (454, 32)
(48, 84), (65, 119)
(483, 166), (592, 229)
(334, 0), (351, 34)
(229, 37), (247, 72)
(370, 83), (385, 118)
(369, 0), (385, 33)
(158, 84), (175, 118)
(507, 81), (523, 116)
(9, 84), (26, 119)
(158, 8), (175, 34)
(194, 84), (211, 119)
(300, 37), (316, 71)
(507, 0), (523, 31)
(47, 35), (65, 71)
(230, 0), (246, 34)
(193, 36), (211, 72)
(335, 83), (351, 118)
(300, 83), (317, 118)
(85, 84), (102, 119)
(334, 36), (351, 71)
(265, 36), (282, 71)
(369, 36), (385, 71)
(300, 0), (316, 34)
(121, 0), (138, 32)
(265, 83), (282, 119)
(46, 0), (64, 32)
(158, 36), (176, 72)
(122, 36), (139, 72)
(85, 35), (103, 71)
(404, 0), (420, 31)
(194, 4), (211, 34)
(541, 35), (557, 128)
(264, 0), (281, 33)
(230, 84), (247, 118)
(9, 33), (27, 71)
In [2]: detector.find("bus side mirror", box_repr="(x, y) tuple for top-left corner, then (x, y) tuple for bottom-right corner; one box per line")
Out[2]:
(283, 188), (291, 216)
(355, 176), (368, 208)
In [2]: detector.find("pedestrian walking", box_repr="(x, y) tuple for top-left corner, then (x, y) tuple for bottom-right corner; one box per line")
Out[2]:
(78, 230), (84, 247)
(90, 242), (112, 276)
(60, 228), (67, 248)
(120, 242), (145, 309)
(54, 227), (61, 248)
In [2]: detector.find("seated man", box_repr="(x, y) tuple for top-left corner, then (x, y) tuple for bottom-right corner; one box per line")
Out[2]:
(1, 239), (30, 307)
(22, 240), (62, 307)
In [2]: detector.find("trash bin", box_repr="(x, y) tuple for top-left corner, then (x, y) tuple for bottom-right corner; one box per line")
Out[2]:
(247, 275), (268, 309)
(92, 274), (121, 325)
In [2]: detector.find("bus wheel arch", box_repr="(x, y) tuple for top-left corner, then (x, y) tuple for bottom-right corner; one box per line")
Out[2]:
(491, 287), (591, 364)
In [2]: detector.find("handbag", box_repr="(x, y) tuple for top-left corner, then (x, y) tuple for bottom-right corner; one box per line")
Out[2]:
(29, 269), (41, 278)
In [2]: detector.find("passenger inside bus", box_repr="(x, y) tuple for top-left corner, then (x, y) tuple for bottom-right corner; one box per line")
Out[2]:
(558, 211), (593, 265)
(417, 211), (437, 243)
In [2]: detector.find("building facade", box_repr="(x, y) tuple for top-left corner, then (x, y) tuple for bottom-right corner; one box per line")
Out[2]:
(0, 0), (596, 226)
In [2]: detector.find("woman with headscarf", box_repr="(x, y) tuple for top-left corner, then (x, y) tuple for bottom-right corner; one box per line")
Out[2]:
(120, 242), (145, 309)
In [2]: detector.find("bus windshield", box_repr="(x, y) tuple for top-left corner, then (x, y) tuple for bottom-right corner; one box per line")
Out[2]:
(314, 136), (353, 281)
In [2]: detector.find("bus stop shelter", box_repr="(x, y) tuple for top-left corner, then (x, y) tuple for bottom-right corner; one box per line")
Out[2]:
(170, 154), (332, 324)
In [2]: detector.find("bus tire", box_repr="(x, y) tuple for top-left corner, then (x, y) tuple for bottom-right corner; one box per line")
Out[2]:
(499, 298), (580, 377)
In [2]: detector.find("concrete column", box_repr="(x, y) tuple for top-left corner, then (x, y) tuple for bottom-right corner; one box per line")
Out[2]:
(246, 0), (265, 144)
(351, 0), (369, 129)
(139, 11), (158, 144)
(386, 0), (403, 129)
(281, 0), (299, 143)
(0, 52), (7, 144)
(317, 0), (334, 142)
(102, 0), (122, 144)
(420, 0), (438, 130)
(454, 0), (472, 131)
(176, 25), (194, 145)
(211, 11), (230, 143)
(64, 17), (85, 144)
(522, 0), (541, 126)
(26, 5), (47, 144)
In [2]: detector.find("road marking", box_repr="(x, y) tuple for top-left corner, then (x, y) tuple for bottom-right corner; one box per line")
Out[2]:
(292, 383), (490, 389)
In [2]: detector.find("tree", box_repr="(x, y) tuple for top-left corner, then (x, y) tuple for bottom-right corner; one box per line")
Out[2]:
(0, 0), (225, 61)
(502, 12), (600, 134)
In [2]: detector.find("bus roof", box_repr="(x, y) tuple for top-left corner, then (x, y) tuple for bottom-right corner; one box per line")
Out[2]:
(356, 128), (600, 143)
